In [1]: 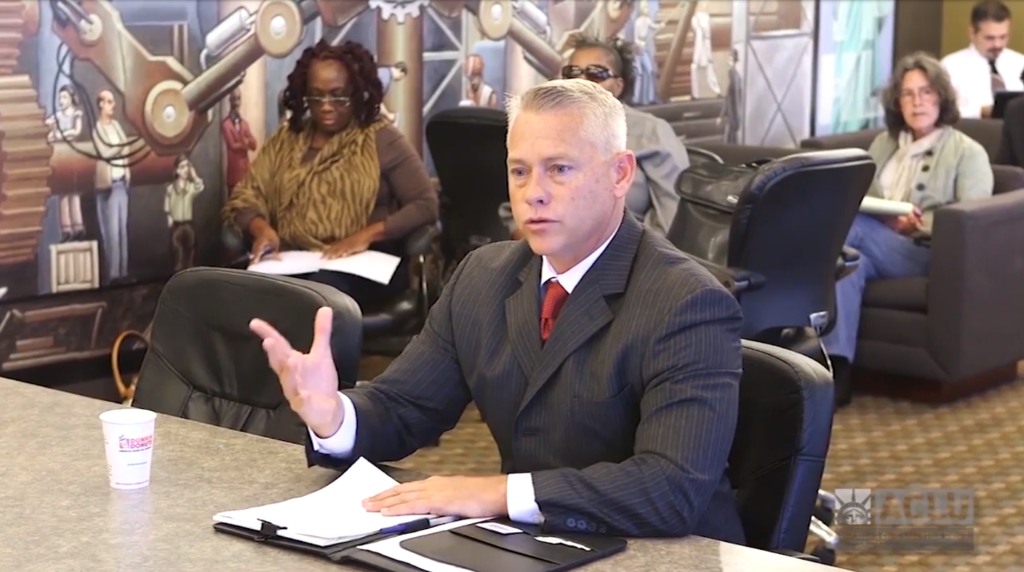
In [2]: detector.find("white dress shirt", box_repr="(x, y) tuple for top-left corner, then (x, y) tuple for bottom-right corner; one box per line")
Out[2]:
(941, 44), (1024, 119)
(309, 223), (620, 525)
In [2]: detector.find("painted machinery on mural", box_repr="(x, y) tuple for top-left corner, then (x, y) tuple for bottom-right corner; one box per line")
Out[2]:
(0, 0), (630, 270)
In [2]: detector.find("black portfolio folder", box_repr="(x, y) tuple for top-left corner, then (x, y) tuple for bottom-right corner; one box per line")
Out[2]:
(346, 519), (627, 572)
(213, 520), (397, 563)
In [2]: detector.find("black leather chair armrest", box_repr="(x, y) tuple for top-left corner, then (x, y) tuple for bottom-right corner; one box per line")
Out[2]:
(406, 224), (440, 257)
(691, 256), (766, 295)
(771, 549), (821, 562)
(835, 245), (861, 280)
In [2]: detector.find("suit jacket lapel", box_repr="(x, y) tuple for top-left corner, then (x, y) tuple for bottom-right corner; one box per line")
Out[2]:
(517, 213), (644, 416)
(505, 255), (542, 380)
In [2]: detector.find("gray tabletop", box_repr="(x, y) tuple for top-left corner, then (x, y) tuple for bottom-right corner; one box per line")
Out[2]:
(0, 378), (850, 572)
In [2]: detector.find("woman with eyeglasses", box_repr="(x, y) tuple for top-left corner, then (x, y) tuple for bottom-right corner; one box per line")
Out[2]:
(222, 40), (438, 308)
(823, 52), (993, 407)
(501, 34), (687, 238)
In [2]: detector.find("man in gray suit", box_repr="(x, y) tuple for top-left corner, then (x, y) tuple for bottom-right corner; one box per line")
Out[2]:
(250, 79), (745, 542)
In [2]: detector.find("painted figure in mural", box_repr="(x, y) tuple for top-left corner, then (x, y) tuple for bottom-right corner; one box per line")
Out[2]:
(222, 40), (438, 308)
(718, 48), (742, 144)
(690, 0), (721, 99)
(461, 54), (498, 108)
(92, 89), (131, 284)
(377, 61), (407, 125)
(499, 34), (687, 238)
(221, 89), (257, 193)
(164, 154), (205, 272)
(630, 0), (661, 105)
(45, 85), (85, 241)
(830, 0), (895, 134)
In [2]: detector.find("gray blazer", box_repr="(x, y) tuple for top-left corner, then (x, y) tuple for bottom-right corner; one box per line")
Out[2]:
(307, 213), (745, 542)
(624, 105), (688, 235)
(498, 107), (687, 237)
(867, 128), (993, 233)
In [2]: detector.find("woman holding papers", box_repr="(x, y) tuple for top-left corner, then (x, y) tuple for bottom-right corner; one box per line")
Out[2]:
(824, 52), (994, 407)
(222, 40), (438, 307)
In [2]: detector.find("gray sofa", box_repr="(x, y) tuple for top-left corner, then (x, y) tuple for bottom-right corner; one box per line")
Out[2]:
(688, 124), (1024, 402)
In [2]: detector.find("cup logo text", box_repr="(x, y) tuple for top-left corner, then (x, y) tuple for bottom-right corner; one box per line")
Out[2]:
(118, 434), (153, 452)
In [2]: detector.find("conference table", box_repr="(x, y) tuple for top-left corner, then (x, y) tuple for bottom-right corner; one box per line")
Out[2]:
(0, 378), (852, 572)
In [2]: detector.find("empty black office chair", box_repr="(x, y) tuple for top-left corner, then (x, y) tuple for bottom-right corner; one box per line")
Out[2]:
(425, 107), (509, 275)
(132, 267), (362, 445)
(731, 340), (835, 563)
(669, 149), (874, 360)
(221, 225), (439, 357)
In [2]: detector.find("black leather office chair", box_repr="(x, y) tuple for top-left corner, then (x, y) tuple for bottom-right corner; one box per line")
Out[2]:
(731, 340), (835, 563)
(425, 107), (509, 276)
(670, 149), (874, 359)
(685, 144), (724, 166)
(221, 225), (439, 357)
(132, 267), (362, 445)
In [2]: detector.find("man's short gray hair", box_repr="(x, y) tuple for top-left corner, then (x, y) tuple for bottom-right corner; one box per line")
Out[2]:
(505, 79), (627, 155)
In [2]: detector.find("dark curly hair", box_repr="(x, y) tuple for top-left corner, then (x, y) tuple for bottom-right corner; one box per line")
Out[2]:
(282, 39), (383, 132)
(881, 51), (959, 137)
(564, 33), (637, 103)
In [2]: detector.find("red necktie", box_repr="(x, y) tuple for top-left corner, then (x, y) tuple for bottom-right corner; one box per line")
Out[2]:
(540, 280), (570, 344)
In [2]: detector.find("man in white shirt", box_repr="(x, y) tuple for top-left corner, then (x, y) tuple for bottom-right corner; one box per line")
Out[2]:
(250, 79), (745, 541)
(941, 0), (1024, 119)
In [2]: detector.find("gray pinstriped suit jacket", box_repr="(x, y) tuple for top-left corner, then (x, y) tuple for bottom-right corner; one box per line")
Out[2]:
(307, 213), (746, 542)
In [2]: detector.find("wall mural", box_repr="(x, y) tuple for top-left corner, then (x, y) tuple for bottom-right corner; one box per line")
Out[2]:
(0, 0), (817, 375)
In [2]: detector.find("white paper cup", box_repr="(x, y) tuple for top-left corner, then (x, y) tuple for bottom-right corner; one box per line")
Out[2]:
(100, 408), (157, 490)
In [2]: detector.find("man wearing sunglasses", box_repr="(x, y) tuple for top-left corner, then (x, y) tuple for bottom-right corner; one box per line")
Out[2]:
(501, 35), (687, 239)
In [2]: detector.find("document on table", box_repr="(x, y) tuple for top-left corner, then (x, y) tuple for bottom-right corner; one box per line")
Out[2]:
(247, 250), (401, 284)
(860, 196), (915, 217)
(212, 458), (435, 547)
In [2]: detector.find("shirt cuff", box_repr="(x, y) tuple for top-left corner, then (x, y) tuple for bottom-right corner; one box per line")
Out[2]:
(506, 473), (544, 525)
(308, 392), (358, 456)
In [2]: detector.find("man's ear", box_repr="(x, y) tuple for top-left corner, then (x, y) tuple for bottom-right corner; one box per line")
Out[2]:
(611, 150), (637, 199)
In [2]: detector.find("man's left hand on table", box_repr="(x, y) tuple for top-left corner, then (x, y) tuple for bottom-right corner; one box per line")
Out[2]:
(363, 475), (508, 518)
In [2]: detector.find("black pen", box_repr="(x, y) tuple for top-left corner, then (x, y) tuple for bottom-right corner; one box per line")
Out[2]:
(378, 516), (458, 535)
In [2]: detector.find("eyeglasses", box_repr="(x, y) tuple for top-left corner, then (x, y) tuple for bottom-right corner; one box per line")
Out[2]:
(304, 95), (352, 108)
(560, 64), (617, 83)
(899, 87), (937, 103)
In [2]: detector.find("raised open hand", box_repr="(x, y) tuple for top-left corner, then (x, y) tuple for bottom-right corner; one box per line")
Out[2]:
(249, 307), (343, 437)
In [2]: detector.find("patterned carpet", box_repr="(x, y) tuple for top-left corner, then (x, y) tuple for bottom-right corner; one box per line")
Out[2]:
(363, 358), (1024, 572)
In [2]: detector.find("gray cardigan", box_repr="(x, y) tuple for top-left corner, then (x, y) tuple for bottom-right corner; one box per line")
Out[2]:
(867, 128), (993, 233)
(498, 105), (687, 237)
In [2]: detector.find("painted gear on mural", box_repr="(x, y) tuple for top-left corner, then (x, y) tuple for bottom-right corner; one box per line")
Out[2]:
(369, 0), (430, 23)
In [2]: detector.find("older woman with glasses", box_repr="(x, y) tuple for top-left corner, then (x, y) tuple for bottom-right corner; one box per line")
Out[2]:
(222, 39), (438, 308)
(824, 51), (993, 407)
(500, 34), (687, 237)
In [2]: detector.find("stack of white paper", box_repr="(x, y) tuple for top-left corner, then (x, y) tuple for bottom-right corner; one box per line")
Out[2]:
(247, 250), (402, 285)
(212, 458), (435, 547)
(860, 196), (915, 217)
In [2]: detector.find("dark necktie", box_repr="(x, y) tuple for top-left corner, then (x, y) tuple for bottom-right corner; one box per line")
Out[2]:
(990, 59), (1006, 93)
(540, 280), (569, 344)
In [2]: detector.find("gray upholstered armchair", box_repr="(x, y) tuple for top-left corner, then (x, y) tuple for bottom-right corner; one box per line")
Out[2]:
(798, 126), (1024, 402)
